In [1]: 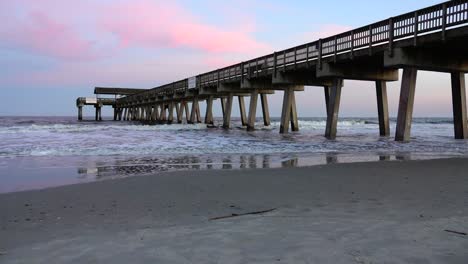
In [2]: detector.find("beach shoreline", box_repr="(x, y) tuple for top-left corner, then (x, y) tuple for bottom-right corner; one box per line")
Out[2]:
(1, 158), (468, 263)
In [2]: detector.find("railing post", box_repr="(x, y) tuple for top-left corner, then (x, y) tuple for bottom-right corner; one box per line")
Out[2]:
(388, 17), (394, 57)
(241, 62), (244, 83)
(414, 11), (419, 46)
(294, 47), (297, 69)
(273, 52), (277, 78)
(442, 3), (447, 41)
(369, 25), (373, 55)
(350, 30), (354, 59)
(318, 39), (323, 70)
(334, 36), (338, 63)
(283, 50), (286, 72)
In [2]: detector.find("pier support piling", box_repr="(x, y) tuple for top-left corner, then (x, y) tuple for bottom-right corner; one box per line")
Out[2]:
(238, 96), (247, 127)
(451, 72), (468, 139)
(78, 105), (83, 121)
(324, 86), (331, 117)
(247, 90), (259, 131)
(168, 102), (174, 124)
(280, 86), (299, 134)
(325, 79), (344, 139)
(260, 94), (271, 126)
(190, 97), (200, 124)
(205, 96), (214, 125)
(376, 81), (390, 136)
(223, 94), (233, 129)
(395, 68), (418, 142)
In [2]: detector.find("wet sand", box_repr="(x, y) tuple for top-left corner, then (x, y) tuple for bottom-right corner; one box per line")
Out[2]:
(1, 158), (467, 263)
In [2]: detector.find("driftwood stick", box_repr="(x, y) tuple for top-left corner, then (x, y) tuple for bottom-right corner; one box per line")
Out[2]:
(209, 208), (277, 221)
(444, 229), (467, 236)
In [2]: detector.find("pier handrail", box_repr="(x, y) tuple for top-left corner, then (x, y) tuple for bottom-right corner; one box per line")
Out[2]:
(117, 0), (468, 104)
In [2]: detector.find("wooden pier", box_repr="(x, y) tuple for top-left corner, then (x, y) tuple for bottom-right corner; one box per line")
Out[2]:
(80, 1), (468, 141)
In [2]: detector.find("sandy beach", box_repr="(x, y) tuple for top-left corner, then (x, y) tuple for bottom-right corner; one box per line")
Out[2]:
(1, 158), (467, 263)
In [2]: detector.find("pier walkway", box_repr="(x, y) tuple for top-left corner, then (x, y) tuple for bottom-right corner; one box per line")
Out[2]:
(80, 1), (468, 141)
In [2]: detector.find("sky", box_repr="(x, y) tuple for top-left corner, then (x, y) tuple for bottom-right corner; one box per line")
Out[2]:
(0, 0), (459, 117)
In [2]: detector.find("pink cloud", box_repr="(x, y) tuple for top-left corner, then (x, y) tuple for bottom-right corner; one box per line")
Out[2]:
(101, 0), (271, 55)
(0, 10), (98, 60)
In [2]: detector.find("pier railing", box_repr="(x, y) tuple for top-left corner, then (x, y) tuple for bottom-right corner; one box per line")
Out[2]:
(118, 0), (468, 103)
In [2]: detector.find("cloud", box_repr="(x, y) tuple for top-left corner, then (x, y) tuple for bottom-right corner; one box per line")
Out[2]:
(100, 0), (271, 55)
(0, 10), (99, 60)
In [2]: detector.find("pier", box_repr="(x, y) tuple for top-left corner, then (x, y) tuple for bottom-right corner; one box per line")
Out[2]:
(80, 1), (468, 141)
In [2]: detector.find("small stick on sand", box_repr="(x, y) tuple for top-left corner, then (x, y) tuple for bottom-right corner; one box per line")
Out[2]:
(444, 229), (467, 236)
(210, 208), (277, 221)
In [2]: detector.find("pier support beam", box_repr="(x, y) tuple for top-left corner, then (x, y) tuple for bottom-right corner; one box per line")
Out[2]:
(205, 96), (214, 125)
(175, 103), (182, 124)
(325, 79), (344, 139)
(190, 97), (200, 124)
(280, 86), (300, 134)
(395, 68), (418, 142)
(78, 105), (83, 121)
(153, 104), (160, 122)
(160, 104), (167, 123)
(167, 102), (174, 124)
(238, 96), (247, 127)
(324, 86), (331, 117)
(451, 72), (468, 139)
(95, 105), (102, 121)
(247, 90), (259, 131)
(221, 98), (226, 117)
(223, 94), (234, 129)
(260, 94), (271, 126)
(376, 81), (390, 136)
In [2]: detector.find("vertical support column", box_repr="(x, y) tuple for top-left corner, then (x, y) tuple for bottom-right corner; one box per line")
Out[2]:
(190, 97), (199, 124)
(260, 94), (271, 126)
(451, 72), (468, 139)
(325, 79), (343, 139)
(376, 81), (390, 136)
(78, 105), (83, 121)
(184, 101), (190, 122)
(113, 107), (117, 121)
(220, 97), (226, 117)
(205, 96), (214, 125)
(247, 90), (259, 131)
(167, 102), (174, 124)
(196, 101), (202, 123)
(223, 94), (234, 129)
(290, 91), (299, 132)
(324, 86), (331, 117)
(175, 103), (181, 123)
(123, 108), (127, 121)
(395, 68), (418, 142)
(153, 104), (160, 122)
(280, 87), (293, 134)
(160, 104), (167, 122)
(238, 96), (247, 127)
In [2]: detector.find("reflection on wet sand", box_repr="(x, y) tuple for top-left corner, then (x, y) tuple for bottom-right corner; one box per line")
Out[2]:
(77, 153), (417, 181)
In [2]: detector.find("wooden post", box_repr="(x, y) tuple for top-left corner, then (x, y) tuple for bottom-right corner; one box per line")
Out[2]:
(184, 101), (190, 122)
(160, 104), (167, 122)
(223, 94), (233, 129)
(324, 86), (331, 117)
(260, 94), (271, 126)
(167, 102), (174, 124)
(113, 107), (117, 121)
(451, 72), (468, 139)
(190, 97), (199, 124)
(280, 87), (293, 134)
(290, 91), (299, 132)
(395, 68), (418, 142)
(196, 101), (202, 123)
(376, 81), (390, 136)
(238, 96), (247, 127)
(153, 104), (159, 121)
(205, 96), (214, 124)
(221, 97), (226, 117)
(325, 79), (343, 139)
(175, 102), (183, 123)
(78, 106), (83, 121)
(247, 90), (259, 131)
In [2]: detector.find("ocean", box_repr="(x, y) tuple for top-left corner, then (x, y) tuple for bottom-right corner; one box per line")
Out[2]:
(1, 116), (467, 193)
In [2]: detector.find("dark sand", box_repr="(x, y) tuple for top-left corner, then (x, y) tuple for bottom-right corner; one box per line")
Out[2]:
(1, 158), (468, 263)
